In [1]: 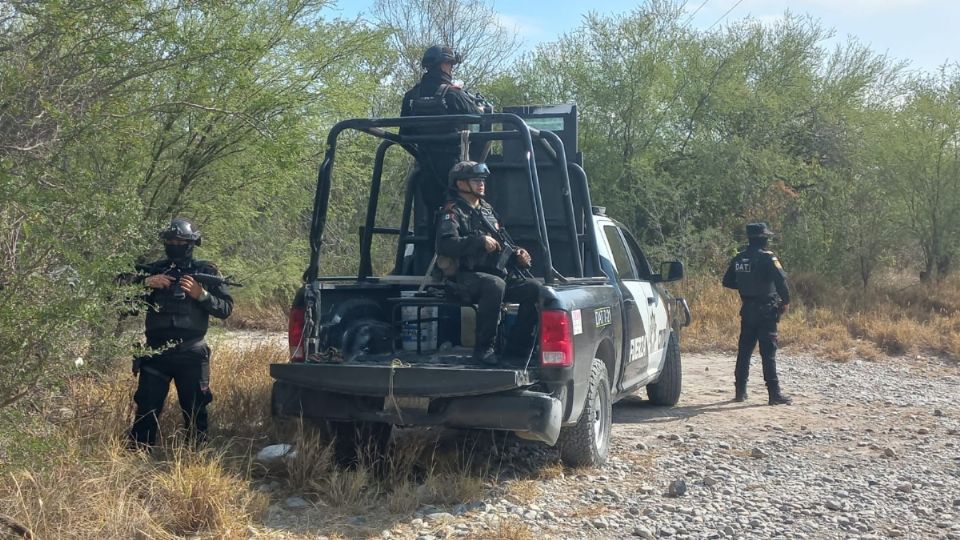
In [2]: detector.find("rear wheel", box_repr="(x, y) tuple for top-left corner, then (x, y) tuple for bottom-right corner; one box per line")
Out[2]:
(646, 332), (682, 406)
(558, 359), (611, 468)
(326, 421), (392, 468)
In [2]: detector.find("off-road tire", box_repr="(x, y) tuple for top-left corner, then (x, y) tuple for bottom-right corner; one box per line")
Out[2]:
(558, 359), (611, 467)
(646, 332), (682, 406)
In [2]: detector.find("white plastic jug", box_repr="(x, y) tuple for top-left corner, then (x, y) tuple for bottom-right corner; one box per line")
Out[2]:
(400, 291), (437, 352)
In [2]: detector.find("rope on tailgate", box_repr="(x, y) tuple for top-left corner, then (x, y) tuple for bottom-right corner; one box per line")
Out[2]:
(387, 357), (411, 425)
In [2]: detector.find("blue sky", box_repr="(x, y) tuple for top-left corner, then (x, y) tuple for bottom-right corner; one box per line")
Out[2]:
(327, 0), (959, 75)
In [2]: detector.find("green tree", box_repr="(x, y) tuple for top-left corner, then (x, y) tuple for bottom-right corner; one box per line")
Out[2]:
(0, 0), (391, 406)
(885, 68), (960, 281)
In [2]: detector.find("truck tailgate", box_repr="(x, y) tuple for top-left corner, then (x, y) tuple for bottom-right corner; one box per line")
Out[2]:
(270, 362), (535, 398)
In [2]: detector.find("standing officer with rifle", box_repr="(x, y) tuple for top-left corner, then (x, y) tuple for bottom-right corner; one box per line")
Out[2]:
(436, 161), (539, 366)
(400, 45), (492, 210)
(128, 218), (234, 449)
(401, 45), (493, 273)
(722, 223), (792, 405)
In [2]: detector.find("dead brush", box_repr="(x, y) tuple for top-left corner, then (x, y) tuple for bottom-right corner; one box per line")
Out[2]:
(209, 340), (281, 440)
(145, 444), (268, 537)
(468, 515), (534, 540)
(683, 273), (960, 361)
(223, 298), (288, 331)
(0, 436), (267, 539)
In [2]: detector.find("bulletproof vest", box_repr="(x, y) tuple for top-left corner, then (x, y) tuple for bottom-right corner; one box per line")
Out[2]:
(144, 259), (213, 342)
(732, 249), (777, 299)
(470, 203), (511, 276)
(410, 84), (452, 134)
(411, 84), (450, 115)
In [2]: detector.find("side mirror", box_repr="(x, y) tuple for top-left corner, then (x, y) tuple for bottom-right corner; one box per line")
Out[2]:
(654, 261), (684, 283)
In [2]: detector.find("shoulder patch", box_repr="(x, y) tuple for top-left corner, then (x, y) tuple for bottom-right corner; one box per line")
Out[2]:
(772, 257), (783, 270)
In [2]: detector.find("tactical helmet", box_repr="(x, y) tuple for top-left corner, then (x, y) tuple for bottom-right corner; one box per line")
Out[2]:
(746, 222), (774, 238)
(160, 218), (202, 246)
(448, 161), (490, 185)
(421, 45), (462, 69)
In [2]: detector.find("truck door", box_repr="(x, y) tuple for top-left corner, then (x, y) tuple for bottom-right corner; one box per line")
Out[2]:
(600, 224), (651, 390)
(622, 230), (669, 380)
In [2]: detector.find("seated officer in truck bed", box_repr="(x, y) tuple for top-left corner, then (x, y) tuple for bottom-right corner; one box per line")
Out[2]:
(435, 161), (540, 366)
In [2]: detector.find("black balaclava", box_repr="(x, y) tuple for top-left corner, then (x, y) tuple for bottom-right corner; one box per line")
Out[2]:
(164, 243), (194, 265)
(748, 237), (769, 249)
(424, 66), (453, 85)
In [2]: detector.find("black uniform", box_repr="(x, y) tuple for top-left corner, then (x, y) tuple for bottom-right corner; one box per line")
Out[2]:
(129, 257), (233, 447)
(722, 245), (790, 396)
(436, 196), (539, 361)
(402, 70), (484, 272)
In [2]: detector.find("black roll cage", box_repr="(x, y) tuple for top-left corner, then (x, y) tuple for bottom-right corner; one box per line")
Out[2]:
(304, 113), (601, 286)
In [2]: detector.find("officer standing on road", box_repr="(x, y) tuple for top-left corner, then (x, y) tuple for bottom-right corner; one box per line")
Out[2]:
(436, 161), (539, 366)
(128, 218), (233, 449)
(722, 223), (792, 405)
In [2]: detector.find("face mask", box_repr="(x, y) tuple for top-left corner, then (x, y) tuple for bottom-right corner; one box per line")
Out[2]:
(164, 243), (193, 262)
(749, 237), (769, 249)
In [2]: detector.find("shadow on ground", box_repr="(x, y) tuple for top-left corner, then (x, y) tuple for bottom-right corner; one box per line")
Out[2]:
(613, 395), (763, 425)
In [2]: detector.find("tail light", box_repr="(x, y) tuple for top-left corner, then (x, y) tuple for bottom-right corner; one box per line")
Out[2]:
(288, 306), (306, 362)
(540, 309), (573, 367)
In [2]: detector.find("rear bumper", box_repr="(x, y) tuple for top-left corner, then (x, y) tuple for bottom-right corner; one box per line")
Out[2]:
(271, 380), (562, 445)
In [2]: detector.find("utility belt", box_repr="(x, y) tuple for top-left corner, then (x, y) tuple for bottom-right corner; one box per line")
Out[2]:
(136, 337), (210, 384)
(148, 337), (207, 354)
(740, 297), (782, 322)
(741, 296), (778, 305)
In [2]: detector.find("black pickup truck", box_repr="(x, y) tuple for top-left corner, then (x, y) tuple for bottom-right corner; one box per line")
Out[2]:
(271, 104), (691, 466)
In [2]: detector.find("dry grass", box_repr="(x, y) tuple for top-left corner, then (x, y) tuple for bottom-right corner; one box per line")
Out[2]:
(224, 298), (288, 332)
(465, 515), (535, 540)
(483, 516), (535, 540)
(0, 340), (533, 539)
(503, 479), (541, 504)
(680, 272), (960, 362)
(11, 269), (953, 537)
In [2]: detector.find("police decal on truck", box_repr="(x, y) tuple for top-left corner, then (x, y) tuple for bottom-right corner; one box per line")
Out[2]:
(594, 307), (612, 328)
(629, 336), (647, 362)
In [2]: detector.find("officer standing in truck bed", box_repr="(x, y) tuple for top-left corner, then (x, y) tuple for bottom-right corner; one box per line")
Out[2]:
(401, 46), (491, 273)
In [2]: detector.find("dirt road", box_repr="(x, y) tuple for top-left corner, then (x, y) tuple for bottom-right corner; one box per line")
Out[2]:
(261, 350), (960, 540)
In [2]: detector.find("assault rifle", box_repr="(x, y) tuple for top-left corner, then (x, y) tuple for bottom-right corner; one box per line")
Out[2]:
(473, 207), (534, 279)
(135, 262), (242, 299)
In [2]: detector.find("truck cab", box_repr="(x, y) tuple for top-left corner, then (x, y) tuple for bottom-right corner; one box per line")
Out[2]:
(271, 104), (691, 467)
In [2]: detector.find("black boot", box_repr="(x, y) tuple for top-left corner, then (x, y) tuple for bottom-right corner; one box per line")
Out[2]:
(473, 346), (497, 366)
(734, 384), (748, 403)
(767, 383), (792, 406)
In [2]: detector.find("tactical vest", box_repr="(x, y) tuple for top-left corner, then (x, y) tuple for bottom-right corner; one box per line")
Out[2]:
(143, 259), (214, 345)
(732, 249), (777, 299)
(410, 84), (451, 117)
(461, 202), (510, 276)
